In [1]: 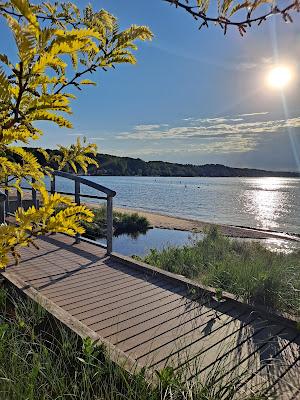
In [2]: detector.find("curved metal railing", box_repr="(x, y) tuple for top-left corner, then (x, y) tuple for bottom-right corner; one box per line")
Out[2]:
(3, 171), (116, 254)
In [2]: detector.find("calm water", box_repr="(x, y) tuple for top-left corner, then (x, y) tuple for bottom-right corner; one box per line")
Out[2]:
(53, 176), (300, 234)
(98, 228), (204, 256)
(97, 229), (300, 256)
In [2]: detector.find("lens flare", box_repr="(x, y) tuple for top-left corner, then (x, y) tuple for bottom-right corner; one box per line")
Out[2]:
(267, 66), (292, 89)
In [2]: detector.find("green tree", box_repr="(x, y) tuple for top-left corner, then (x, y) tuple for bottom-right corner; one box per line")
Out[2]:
(0, 0), (152, 268)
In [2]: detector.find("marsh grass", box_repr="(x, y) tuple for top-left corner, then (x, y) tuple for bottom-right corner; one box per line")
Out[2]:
(80, 206), (151, 238)
(139, 228), (300, 315)
(0, 285), (267, 400)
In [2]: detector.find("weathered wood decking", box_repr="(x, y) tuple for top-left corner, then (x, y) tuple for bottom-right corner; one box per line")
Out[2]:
(2, 233), (300, 398)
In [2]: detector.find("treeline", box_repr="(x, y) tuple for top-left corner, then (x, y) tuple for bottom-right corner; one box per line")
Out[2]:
(27, 147), (300, 178)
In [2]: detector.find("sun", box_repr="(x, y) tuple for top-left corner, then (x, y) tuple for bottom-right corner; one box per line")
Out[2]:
(267, 66), (292, 89)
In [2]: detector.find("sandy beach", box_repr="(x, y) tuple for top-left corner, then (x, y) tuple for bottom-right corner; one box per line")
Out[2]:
(114, 206), (300, 242)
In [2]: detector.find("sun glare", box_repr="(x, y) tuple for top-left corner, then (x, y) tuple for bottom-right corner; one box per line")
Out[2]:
(267, 66), (292, 89)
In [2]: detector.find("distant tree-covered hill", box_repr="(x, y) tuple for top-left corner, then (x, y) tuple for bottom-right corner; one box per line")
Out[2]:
(27, 148), (300, 178)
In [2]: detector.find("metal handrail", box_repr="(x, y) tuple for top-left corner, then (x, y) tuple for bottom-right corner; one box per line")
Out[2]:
(53, 171), (116, 197)
(4, 171), (116, 255)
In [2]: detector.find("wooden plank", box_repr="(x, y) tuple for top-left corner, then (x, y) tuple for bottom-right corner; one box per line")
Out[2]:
(73, 285), (185, 324)
(237, 332), (300, 397)
(102, 296), (214, 345)
(9, 256), (124, 284)
(43, 271), (148, 299)
(97, 288), (198, 338)
(202, 324), (287, 388)
(71, 281), (181, 321)
(50, 276), (157, 304)
(18, 256), (130, 285)
(116, 301), (237, 357)
(53, 276), (168, 308)
(8, 263), (87, 281)
(11, 258), (100, 278)
(35, 266), (130, 292)
(135, 307), (255, 368)
(72, 284), (184, 326)
(35, 262), (144, 292)
(181, 320), (285, 382)
(255, 347), (300, 399)
(8, 253), (96, 277)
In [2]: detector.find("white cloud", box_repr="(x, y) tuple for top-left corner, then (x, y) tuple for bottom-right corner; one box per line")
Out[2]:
(67, 133), (84, 136)
(194, 117), (244, 124)
(112, 135), (256, 157)
(113, 113), (300, 157)
(236, 62), (258, 71)
(134, 124), (161, 131)
(235, 57), (272, 71)
(117, 116), (300, 141)
(238, 112), (269, 117)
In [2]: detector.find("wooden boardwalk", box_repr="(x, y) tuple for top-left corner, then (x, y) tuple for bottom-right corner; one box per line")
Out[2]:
(2, 233), (300, 398)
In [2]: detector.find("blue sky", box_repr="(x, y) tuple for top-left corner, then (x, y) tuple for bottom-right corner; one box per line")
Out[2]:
(2, 0), (300, 171)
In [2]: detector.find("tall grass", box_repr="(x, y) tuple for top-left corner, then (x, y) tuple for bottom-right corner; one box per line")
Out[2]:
(0, 285), (266, 400)
(140, 228), (300, 315)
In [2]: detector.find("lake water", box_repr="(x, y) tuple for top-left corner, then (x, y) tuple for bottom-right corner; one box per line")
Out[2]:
(99, 228), (204, 257)
(97, 228), (300, 257)
(53, 176), (300, 234)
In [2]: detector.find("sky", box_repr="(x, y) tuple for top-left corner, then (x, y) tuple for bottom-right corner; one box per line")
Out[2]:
(2, 0), (300, 171)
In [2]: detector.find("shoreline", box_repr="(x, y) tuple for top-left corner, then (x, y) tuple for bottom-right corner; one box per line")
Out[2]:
(113, 206), (300, 242)
(10, 191), (300, 242)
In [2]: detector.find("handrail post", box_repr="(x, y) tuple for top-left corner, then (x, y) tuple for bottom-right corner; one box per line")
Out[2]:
(31, 177), (38, 208)
(75, 180), (80, 205)
(50, 174), (56, 236)
(75, 180), (80, 244)
(5, 178), (9, 215)
(51, 174), (55, 194)
(106, 196), (113, 255)
(0, 191), (7, 223)
(17, 190), (22, 209)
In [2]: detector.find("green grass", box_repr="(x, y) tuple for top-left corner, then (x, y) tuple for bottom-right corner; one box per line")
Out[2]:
(138, 227), (300, 316)
(81, 206), (150, 239)
(0, 285), (267, 400)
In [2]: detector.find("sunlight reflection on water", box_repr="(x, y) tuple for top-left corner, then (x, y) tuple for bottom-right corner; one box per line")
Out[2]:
(261, 238), (300, 254)
(243, 177), (293, 231)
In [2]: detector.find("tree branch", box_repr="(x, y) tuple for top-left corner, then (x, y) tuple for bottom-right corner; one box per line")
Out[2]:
(54, 64), (98, 94)
(0, 5), (80, 28)
(164, 0), (300, 34)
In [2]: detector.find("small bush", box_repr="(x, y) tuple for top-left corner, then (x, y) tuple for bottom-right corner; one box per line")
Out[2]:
(56, 205), (151, 239)
(81, 206), (150, 239)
